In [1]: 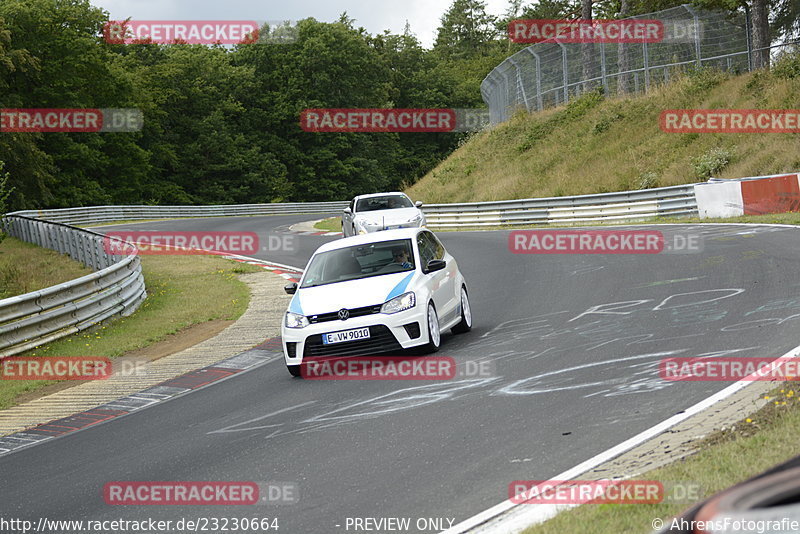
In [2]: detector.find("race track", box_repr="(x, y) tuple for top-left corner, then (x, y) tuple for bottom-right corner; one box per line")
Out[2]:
(2, 216), (799, 533)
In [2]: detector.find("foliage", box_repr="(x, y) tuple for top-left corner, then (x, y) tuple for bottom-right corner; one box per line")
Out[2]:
(0, 0), (499, 209)
(772, 48), (800, 78)
(0, 0), (794, 209)
(691, 147), (734, 178)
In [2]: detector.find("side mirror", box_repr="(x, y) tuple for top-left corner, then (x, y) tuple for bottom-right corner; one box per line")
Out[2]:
(424, 259), (446, 274)
(343, 208), (352, 215)
(415, 201), (423, 208)
(284, 282), (298, 295)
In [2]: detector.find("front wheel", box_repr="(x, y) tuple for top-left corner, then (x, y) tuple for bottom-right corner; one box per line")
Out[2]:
(423, 302), (441, 353)
(451, 286), (472, 334)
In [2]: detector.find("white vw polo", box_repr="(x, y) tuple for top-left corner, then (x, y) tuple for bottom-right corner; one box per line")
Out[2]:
(281, 228), (472, 377)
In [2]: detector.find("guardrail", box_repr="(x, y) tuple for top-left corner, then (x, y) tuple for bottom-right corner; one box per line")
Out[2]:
(8, 201), (350, 226)
(422, 184), (698, 227)
(0, 216), (146, 358)
(7, 188), (696, 231)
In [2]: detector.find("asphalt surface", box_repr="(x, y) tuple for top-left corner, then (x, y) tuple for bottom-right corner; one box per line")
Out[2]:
(3, 216), (800, 534)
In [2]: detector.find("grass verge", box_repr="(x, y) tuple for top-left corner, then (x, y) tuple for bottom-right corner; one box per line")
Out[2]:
(407, 64), (800, 203)
(0, 237), (93, 299)
(0, 253), (261, 410)
(521, 385), (800, 534)
(314, 217), (342, 232)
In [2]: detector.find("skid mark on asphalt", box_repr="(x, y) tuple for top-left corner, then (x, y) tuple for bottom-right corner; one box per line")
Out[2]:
(634, 276), (704, 288)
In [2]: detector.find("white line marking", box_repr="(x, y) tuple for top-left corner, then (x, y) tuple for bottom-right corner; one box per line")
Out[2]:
(442, 342), (800, 533)
(208, 401), (317, 434)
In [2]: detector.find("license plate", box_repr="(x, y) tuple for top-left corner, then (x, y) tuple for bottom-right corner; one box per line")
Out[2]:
(322, 327), (371, 345)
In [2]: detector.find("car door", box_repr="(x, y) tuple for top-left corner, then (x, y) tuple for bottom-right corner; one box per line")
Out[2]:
(417, 231), (453, 322)
(429, 232), (458, 324)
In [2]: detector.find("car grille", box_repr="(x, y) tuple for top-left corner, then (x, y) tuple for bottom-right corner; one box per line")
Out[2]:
(308, 304), (382, 324)
(303, 325), (403, 357)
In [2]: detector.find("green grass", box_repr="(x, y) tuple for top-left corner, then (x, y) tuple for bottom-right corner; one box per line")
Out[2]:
(0, 253), (261, 410)
(314, 217), (342, 232)
(406, 66), (800, 203)
(522, 386), (800, 534)
(0, 237), (93, 299)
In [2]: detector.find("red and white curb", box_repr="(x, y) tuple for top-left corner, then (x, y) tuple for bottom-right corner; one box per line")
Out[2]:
(0, 339), (284, 457)
(222, 255), (304, 283)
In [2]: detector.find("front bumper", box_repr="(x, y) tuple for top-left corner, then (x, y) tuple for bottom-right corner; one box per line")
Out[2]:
(358, 219), (425, 234)
(281, 307), (426, 365)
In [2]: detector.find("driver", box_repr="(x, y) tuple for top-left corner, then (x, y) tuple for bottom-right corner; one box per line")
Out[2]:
(390, 247), (413, 269)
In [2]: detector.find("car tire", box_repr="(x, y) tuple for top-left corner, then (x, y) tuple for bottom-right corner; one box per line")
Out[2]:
(287, 364), (302, 377)
(451, 286), (472, 334)
(423, 302), (441, 353)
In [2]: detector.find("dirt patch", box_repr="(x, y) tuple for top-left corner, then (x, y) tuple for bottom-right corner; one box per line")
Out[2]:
(11, 319), (233, 406)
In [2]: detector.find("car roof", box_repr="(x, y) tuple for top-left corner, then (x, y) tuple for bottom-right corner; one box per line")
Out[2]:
(314, 228), (425, 254)
(353, 192), (410, 201)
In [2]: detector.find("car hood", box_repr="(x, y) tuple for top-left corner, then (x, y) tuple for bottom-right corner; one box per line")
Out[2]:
(289, 271), (416, 316)
(355, 208), (421, 226)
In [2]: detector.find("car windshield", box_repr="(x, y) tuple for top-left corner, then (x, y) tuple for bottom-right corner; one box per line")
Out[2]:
(355, 195), (414, 212)
(301, 239), (415, 288)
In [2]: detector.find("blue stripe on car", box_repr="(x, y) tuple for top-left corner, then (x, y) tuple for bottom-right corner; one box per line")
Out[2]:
(289, 295), (303, 315)
(385, 272), (415, 301)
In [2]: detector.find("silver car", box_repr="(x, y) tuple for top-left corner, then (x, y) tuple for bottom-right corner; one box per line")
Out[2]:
(342, 192), (426, 237)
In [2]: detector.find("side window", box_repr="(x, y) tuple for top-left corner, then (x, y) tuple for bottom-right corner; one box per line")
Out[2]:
(430, 233), (445, 260)
(417, 233), (435, 267)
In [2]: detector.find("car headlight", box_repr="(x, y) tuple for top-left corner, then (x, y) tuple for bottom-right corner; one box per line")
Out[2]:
(285, 311), (309, 329)
(381, 291), (416, 314)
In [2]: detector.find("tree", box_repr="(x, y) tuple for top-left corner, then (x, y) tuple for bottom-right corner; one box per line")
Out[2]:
(434, 0), (499, 59)
(750, 0), (770, 68)
(694, 0), (775, 69)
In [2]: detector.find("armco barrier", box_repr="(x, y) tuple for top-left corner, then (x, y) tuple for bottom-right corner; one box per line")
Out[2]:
(422, 184), (699, 227)
(9, 189), (696, 229)
(8, 201), (349, 226)
(0, 216), (146, 358)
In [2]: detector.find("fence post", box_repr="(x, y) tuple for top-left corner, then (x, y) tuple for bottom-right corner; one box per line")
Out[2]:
(684, 5), (702, 67)
(526, 48), (544, 111)
(557, 41), (569, 104)
(600, 43), (608, 93)
(509, 58), (530, 112)
(744, 5), (753, 71)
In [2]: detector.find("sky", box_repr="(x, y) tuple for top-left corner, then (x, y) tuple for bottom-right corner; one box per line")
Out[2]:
(91, 0), (511, 48)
